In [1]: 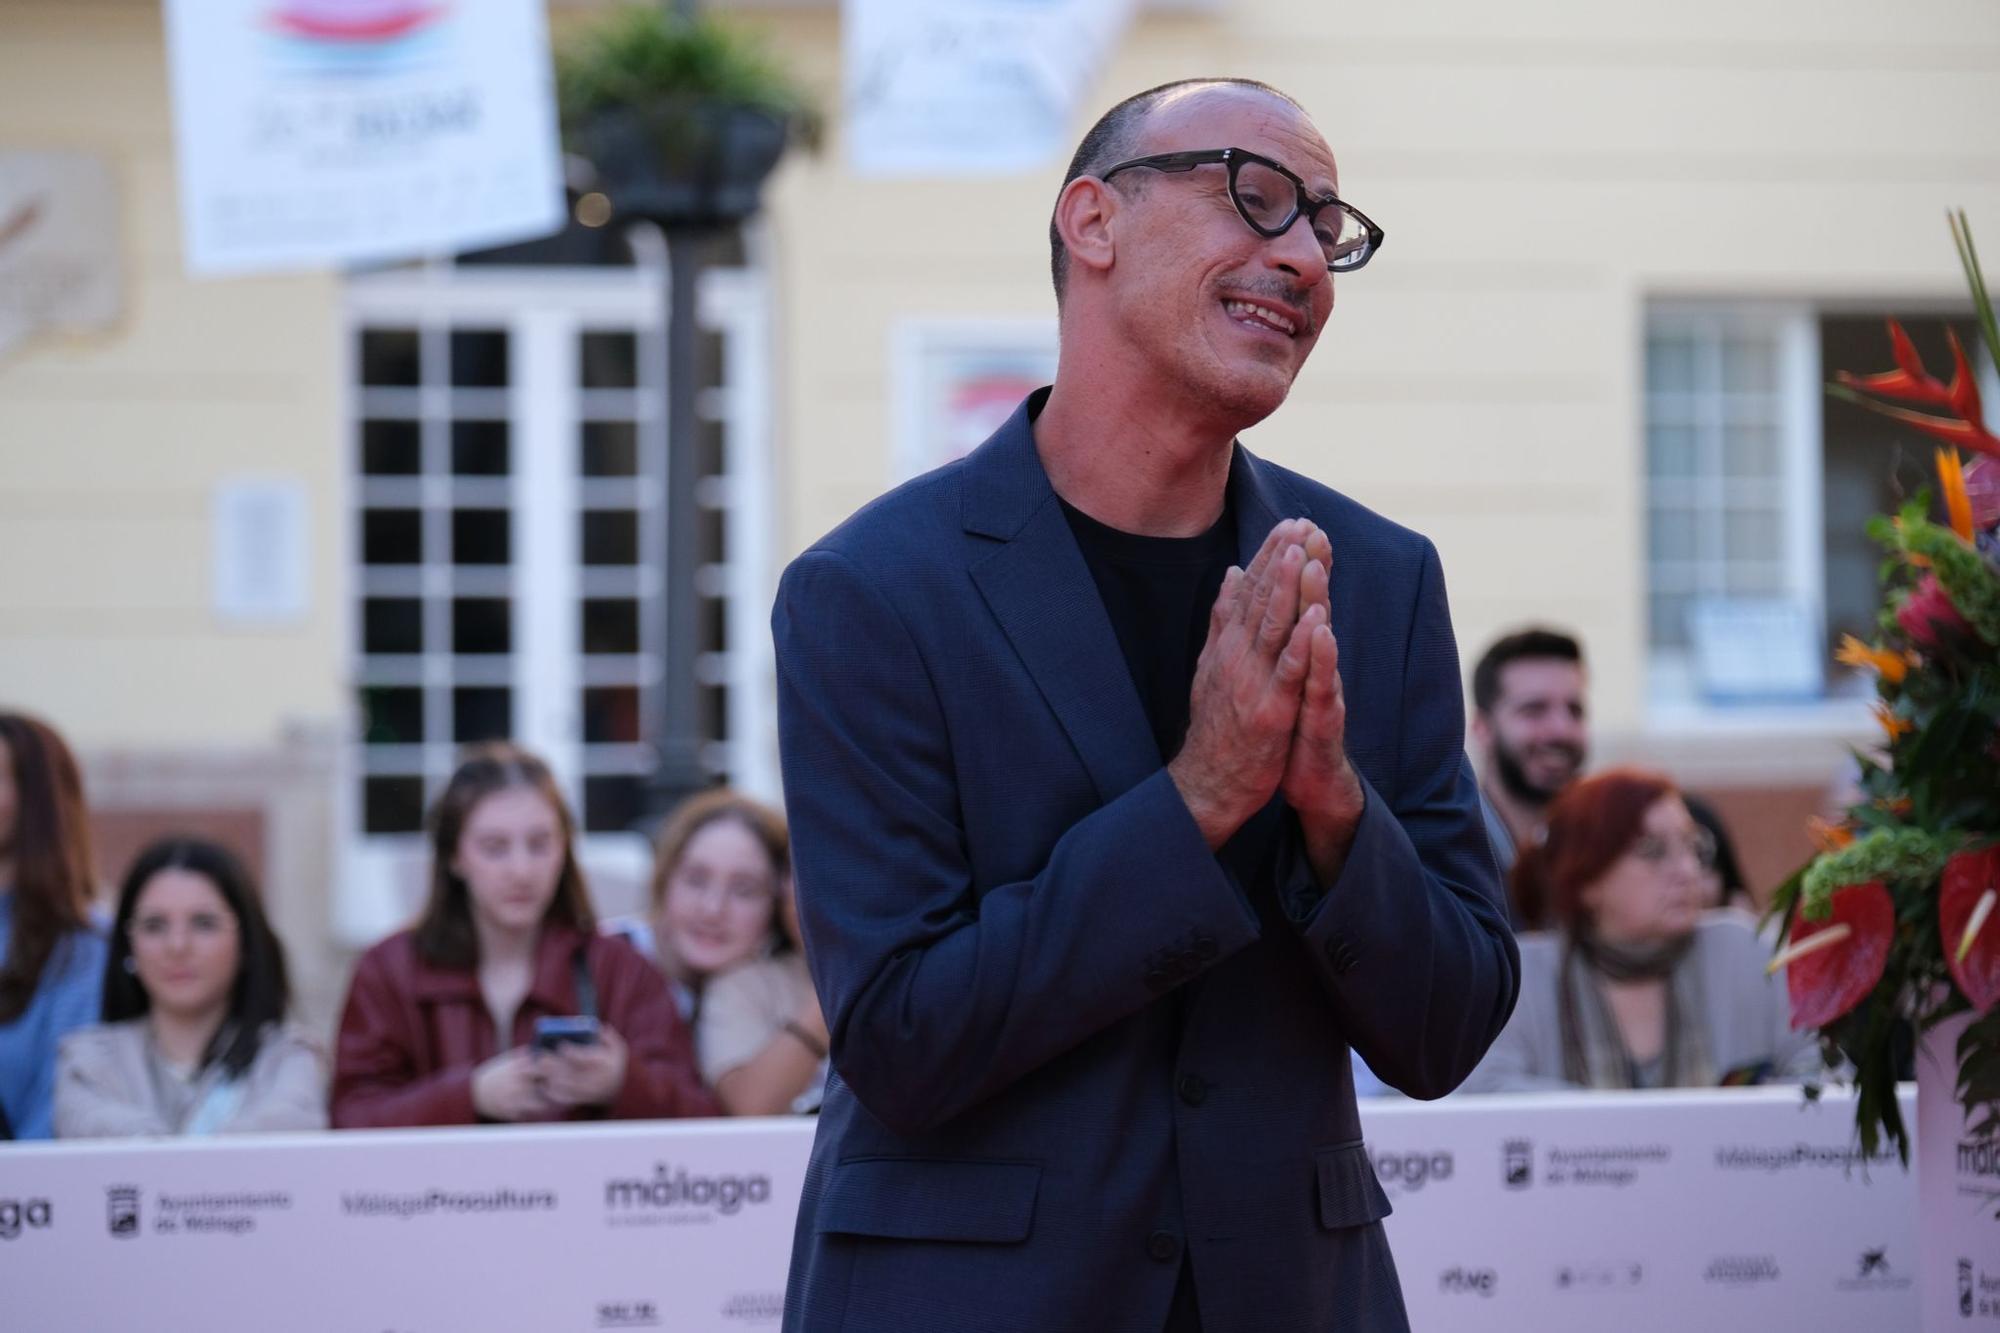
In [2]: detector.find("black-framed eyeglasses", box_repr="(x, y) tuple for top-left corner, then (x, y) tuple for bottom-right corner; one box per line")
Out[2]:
(1099, 147), (1384, 273)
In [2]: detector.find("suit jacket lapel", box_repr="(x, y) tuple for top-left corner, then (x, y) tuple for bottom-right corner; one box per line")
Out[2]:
(963, 394), (1160, 805)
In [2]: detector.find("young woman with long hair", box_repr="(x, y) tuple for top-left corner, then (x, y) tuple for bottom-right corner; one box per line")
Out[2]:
(330, 743), (717, 1127)
(55, 837), (324, 1136)
(0, 712), (106, 1140)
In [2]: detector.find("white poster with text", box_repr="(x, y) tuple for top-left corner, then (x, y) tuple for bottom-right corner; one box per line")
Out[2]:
(163, 0), (564, 276)
(844, 0), (1139, 177)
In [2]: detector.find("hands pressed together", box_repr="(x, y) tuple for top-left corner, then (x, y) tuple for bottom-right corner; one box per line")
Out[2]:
(470, 1027), (630, 1123)
(1167, 517), (1365, 880)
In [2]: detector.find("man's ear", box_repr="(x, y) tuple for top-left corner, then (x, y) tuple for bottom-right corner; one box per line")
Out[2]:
(1469, 710), (1492, 750)
(1054, 175), (1118, 282)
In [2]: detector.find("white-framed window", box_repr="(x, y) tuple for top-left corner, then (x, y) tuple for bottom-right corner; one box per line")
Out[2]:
(1644, 302), (1996, 723)
(336, 261), (774, 944)
(1644, 305), (1824, 711)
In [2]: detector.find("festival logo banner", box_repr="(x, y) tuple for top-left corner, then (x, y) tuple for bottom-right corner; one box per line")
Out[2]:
(163, 0), (564, 275)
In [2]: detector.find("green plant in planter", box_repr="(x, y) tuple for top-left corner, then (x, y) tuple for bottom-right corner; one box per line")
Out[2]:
(556, 5), (822, 227)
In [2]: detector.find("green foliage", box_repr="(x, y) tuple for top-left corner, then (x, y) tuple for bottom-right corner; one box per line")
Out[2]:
(555, 5), (821, 140)
(1799, 828), (1962, 919)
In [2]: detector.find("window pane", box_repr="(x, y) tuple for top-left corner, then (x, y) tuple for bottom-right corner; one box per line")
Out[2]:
(359, 687), (423, 745)
(1650, 592), (1691, 649)
(362, 508), (423, 565)
(1725, 509), (1780, 563)
(1727, 563), (1787, 596)
(582, 686), (641, 743)
(581, 598), (639, 654)
(702, 595), (727, 653)
(452, 509), (511, 565)
(1646, 335), (1697, 394)
(580, 332), (638, 389)
(581, 510), (639, 566)
(1647, 424), (1697, 479)
(362, 598), (423, 654)
(454, 597), (512, 653)
(698, 506), (726, 568)
(451, 329), (509, 388)
(581, 421), (639, 476)
(359, 328), (420, 387)
(583, 774), (646, 833)
(1648, 508), (1697, 563)
(453, 687), (512, 742)
(1723, 424), (1777, 478)
(363, 776), (426, 835)
(451, 420), (510, 475)
(362, 419), (421, 475)
(1722, 337), (1777, 393)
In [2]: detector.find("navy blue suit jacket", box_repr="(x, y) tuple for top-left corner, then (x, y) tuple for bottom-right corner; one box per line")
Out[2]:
(773, 394), (1517, 1332)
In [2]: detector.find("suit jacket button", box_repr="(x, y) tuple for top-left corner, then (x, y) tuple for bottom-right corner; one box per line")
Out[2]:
(1177, 1074), (1207, 1107)
(1147, 1230), (1181, 1263)
(1193, 934), (1218, 960)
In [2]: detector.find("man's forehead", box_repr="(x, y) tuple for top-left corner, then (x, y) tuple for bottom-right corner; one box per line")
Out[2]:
(1136, 85), (1339, 193)
(1498, 658), (1587, 701)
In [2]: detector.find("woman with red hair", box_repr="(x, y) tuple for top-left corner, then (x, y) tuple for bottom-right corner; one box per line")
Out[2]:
(1460, 768), (1819, 1092)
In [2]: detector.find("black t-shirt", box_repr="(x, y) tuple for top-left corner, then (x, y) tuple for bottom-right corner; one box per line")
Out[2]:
(1059, 497), (1236, 764)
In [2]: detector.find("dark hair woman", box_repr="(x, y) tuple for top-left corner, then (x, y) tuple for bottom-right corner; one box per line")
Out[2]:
(55, 837), (324, 1136)
(331, 743), (717, 1127)
(1461, 768), (1821, 1093)
(0, 712), (107, 1140)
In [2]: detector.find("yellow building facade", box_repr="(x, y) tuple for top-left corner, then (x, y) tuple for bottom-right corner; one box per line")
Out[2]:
(4, 0), (1999, 1028)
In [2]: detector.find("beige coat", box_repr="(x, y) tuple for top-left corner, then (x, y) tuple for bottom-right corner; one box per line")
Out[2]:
(55, 1020), (327, 1138)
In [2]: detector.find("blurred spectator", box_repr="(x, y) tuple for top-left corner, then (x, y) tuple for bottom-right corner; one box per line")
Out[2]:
(616, 789), (826, 1115)
(1469, 628), (1589, 927)
(1460, 769), (1819, 1093)
(55, 837), (324, 1137)
(1681, 793), (1754, 916)
(0, 713), (107, 1141)
(330, 744), (716, 1128)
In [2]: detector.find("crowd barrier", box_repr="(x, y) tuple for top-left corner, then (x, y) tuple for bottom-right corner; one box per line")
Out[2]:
(0, 1085), (1920, 1332)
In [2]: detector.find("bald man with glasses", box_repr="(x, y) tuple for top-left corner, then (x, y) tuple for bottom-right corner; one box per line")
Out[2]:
(773, 78), (1518, 1332)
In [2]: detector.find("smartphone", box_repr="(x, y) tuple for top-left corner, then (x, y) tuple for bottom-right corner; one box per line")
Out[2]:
(532, 1015), (602, 1052)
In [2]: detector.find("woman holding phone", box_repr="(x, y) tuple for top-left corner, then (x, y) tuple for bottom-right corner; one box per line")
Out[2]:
(330, 744), (717, 1127)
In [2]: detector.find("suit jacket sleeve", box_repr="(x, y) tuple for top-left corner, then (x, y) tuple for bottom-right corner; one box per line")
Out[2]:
(774, 548), (1264, 1136)
(1282, 538), (1520, 1099)
(328, 949), (478, 1129)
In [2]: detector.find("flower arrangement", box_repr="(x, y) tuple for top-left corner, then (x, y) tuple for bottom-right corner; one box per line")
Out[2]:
(1766, 212), (2000, 1163)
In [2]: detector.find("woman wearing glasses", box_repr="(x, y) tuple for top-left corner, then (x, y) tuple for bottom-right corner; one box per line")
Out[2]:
(55, 837), (325, 1137)
(1460, 769), (1820, 1092)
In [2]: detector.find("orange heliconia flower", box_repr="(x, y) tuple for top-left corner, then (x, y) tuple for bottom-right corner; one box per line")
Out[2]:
(1806, 816), (1856, 853)
(1938, 448), (1976, 542)
(1872, 702), (1914, 742)
(1835, 634), (1914, 685)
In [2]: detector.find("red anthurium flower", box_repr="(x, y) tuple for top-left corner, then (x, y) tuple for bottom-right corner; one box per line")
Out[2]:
(1896, 574), (1974, 648)
(1782, 881), (1895, 1030)
(1941, 846), (2000, 1015)
(1835, 319), (1956, 409)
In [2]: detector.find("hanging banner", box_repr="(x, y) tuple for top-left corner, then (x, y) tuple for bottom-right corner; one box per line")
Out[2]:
(162, 0), (565, 276)
(0, 151), (122, 361)
(844, 0), (1139, 177)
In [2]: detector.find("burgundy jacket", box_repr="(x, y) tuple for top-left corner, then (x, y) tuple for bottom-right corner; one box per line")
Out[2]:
(330, 923), (720, 1128)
